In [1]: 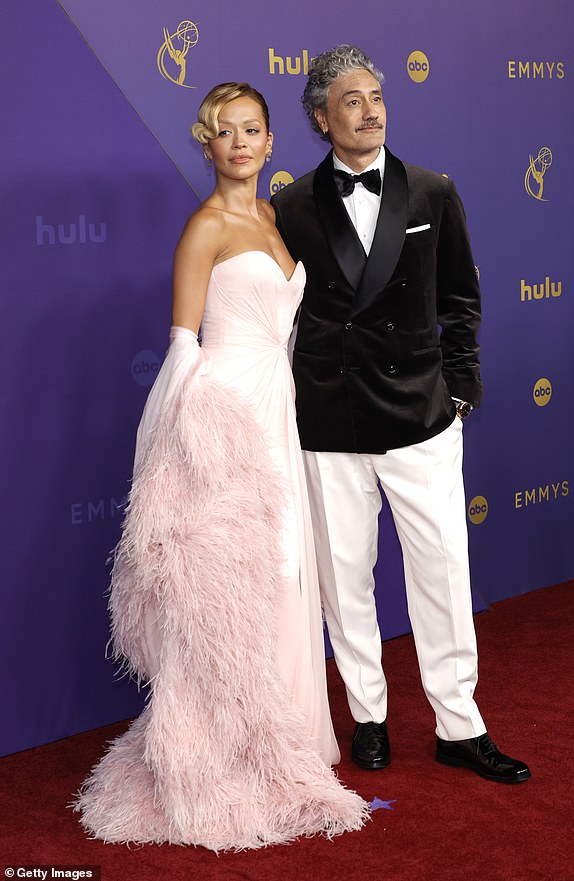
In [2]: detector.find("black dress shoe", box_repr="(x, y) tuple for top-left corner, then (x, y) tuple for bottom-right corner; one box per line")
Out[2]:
(351, 721), (391, 770)
(436, 733), (531, 783)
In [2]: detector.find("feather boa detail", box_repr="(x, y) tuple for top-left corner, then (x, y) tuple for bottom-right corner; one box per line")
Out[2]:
(75, 367), (368, 849)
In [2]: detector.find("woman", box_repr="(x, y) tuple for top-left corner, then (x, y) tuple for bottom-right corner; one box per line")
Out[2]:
(75, 83), (368, 850)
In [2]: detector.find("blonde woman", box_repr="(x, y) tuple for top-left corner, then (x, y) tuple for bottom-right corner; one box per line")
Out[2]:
(75, 83), (367, 851)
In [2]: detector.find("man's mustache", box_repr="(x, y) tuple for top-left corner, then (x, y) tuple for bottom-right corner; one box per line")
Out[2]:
(356, 121), (385, 131)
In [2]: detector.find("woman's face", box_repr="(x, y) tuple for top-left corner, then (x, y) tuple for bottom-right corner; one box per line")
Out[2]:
(206, 96), (273, 180)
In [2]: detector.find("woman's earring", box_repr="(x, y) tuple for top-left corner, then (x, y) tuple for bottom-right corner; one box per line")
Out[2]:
(204, 151), (212, 167)
(266, 151), (272, 163)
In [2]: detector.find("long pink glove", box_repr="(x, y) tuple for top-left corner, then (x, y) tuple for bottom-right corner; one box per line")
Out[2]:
(118, 326), (208, 679)
(134, 326), (208, 469)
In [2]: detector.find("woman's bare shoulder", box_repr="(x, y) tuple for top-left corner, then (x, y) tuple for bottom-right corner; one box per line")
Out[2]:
(177, 202), (226, 249)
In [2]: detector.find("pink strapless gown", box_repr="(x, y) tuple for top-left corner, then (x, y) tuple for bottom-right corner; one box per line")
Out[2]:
(74, 250), (368, 850)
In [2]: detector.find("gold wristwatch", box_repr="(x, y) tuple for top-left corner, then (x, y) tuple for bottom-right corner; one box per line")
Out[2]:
(455, 400), (472, 420)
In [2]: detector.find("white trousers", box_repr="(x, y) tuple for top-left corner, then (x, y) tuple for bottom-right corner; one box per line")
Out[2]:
(303, 417), (487, 741)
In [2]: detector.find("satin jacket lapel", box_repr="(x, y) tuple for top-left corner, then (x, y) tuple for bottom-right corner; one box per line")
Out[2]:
(351, 148), (408, 318)
(313, 151), (366, 292)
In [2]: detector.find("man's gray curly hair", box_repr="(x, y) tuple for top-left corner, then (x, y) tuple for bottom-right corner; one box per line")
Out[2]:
(302, 45), (385, 140)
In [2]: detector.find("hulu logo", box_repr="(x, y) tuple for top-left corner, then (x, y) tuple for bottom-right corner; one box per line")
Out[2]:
(36, 214), (107, 246)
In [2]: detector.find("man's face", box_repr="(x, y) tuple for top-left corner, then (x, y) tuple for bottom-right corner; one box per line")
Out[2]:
(314, 68), (386, 171)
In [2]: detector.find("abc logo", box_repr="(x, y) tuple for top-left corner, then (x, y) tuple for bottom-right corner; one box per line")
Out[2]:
(270, 170), (294, 196)
(131, 350), (160, 387)
(468, 495), (488, 525)
(533, 377), (552, 407)
(407, 50), (430, 83)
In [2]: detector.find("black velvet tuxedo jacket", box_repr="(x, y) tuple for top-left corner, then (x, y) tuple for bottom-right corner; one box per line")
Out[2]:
(271, 146), (482, 453)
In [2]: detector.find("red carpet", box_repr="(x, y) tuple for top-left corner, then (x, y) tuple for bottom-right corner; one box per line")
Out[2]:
(2, 581), (572, 881)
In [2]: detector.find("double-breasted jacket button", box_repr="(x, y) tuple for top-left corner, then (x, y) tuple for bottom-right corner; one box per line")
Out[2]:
(345, 322), (353, 331)
(388, 364), (397, 375)
(385, 321), (395, 332)
(327, 281), (336, 289)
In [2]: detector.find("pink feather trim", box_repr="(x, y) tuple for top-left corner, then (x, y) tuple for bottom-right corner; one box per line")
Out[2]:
(74, 370), (368, 849)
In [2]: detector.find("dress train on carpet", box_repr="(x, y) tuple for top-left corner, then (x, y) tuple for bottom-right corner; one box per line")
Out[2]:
(74, 366), (368, 849)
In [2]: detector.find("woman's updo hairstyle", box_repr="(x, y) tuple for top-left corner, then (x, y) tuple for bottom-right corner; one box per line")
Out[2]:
(191, 82), (270, 149)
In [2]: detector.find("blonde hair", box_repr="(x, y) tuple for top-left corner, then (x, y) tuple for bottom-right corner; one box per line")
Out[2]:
(191, 82), (270, 147)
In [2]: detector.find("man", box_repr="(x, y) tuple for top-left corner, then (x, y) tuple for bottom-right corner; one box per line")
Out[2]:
(271, 45), (530, 782)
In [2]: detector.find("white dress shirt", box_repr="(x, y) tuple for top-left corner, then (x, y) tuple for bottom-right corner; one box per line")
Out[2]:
(332, 147), (385, 255)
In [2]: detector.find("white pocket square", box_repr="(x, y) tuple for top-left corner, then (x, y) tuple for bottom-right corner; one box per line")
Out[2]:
(406, 223), (431, 234)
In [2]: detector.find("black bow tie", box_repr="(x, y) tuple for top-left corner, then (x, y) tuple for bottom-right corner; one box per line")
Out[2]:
(333, 168), (381, 197)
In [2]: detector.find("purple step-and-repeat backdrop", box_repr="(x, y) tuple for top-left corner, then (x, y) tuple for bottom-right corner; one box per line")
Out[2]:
(1, 0), (572, 755)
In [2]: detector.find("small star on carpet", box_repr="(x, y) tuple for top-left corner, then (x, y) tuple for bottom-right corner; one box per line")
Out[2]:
(369, 797), (396, 811)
